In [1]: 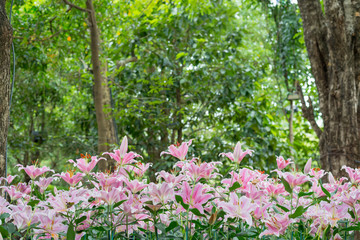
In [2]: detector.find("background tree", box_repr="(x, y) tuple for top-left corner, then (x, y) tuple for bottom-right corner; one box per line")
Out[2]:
(297, 0), (360, 177)
(5, 0), (318, 181)
(0, 0), (13, 179)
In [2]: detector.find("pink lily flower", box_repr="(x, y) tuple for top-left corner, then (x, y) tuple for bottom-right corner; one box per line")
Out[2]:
(68, 156), (104, 174)
(34, 177), (55, 194)
(183, 162), (219, 182)
(0, 197), (10, 215)
(156, 170), (186, 187)
(342, 165), (360, 184)
(278, 171), (310, 188)
(98, 187), (127, 205)
(174, 158), (197, 169)
(55, 171), (84, 187)
(16, 182), (31, 195)
(245, 184), (265, 200)
(92, 172), (125, 191)
(147, 182), (175, 205)
(253, 202), (271, 220)
(0, 174), (18, 184)
(309, 168), (326, 180)
(104, 137), (142, 167)
(259, 213), (293, 237)
(341, 189), (360, 207)
(16, 164), (54, 180)
(321, 201), (351, 227)
(180, 182), (212, 214)
(125, 179), (148, 193)
(218, 192), (255, 226)
(160, 140), (193, 161)
(219, 142), (254, 164)
(1, 185), (23, 201)
(265, 183), (285, 197)
(276, 156), (293, 170)
(126, 162), (152, 177)
(11, 203), (37, 230)
(35, 212), (67, 240)
(221, 168), (254, 187)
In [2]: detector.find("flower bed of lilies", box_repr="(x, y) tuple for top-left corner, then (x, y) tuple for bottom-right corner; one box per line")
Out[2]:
(1, 137), (360, 240)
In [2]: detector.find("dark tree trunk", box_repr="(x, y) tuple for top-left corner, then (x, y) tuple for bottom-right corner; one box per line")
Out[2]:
(297, 0), (360, 178)
(86, 0), (117, 171)
(0, 0), (13, 179)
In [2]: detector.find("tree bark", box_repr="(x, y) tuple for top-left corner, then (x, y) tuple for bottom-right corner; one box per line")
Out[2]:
(0, 0), (13, 179)
(176, 84), (182, 144)
(86, 0), (117, 171)
(297, 0), (360, 178)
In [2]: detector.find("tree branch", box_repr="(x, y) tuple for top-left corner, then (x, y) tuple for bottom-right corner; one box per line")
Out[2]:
(115, 56), (138, 69)
(14, 31), (61, 43)
(63, 0), (91, 13)
(296, 82), (323, 138)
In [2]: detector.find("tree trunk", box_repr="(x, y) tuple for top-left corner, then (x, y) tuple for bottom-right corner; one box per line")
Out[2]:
(297, 0), (360, 178)
(86, 0), (117, 171)
(0, 0), (13, 179)
(176, 85), (182, 143)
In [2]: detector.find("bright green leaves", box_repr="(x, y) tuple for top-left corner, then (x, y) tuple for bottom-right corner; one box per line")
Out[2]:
(229, 182), (241, 192)
(175, 195), (189, 211)
(66, 223), (76, 240)
(280, 177), (293, 194)
(289, 206), (307, 219)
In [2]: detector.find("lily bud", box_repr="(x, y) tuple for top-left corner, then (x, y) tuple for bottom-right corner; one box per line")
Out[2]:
(328, 172), (336, 184)
(304, 158), (312, 174)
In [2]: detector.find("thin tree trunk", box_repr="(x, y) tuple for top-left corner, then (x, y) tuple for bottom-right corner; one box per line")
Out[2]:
(289, 100), (294, 144)
(176, 81), (182, 143)
(0, 0), (13, 179)
(86, 0), (117, 171)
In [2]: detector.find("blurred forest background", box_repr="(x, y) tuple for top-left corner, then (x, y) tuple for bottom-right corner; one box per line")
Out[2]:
(5, 0), (320, 179)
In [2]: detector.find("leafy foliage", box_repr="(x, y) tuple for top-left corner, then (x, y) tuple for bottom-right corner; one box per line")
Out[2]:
(6, 0), (318, 179)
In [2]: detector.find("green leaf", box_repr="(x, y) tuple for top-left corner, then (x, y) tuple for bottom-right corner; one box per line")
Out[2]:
(92, 226), (109, 231)
(75, 216), (87, 225)
(176, 52), (188, 60)
(0, 213), (10, 220)
(315, 195), (329, 202)
(280, 177), (293, 194)
(236, 228), (259, 237)
(348, 209), (356, 219)
(229, 182), (241, 192)
(113, 199), (127, 209)
(66, 223), (76, 240)
(298, 191), (314, 198)
(0, 226), (9, 238)
(190, 208), (206, 217)
(4, 223), (16, 234)
(165, 221), (179, 232)
(190, 220), (207, 229)
(175, 195), (189, 210)
(276, 204), (290, 212)
(289, 206), (307, 219)
(331, 187), (339, 197)
(27, 200), (40, 208)
(323, 224), (331, 238)
(340, 223), (360, 232)
(143, 205), (156, 215)
(319, 181), (331, 198)
(213, 219), (223, 229)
